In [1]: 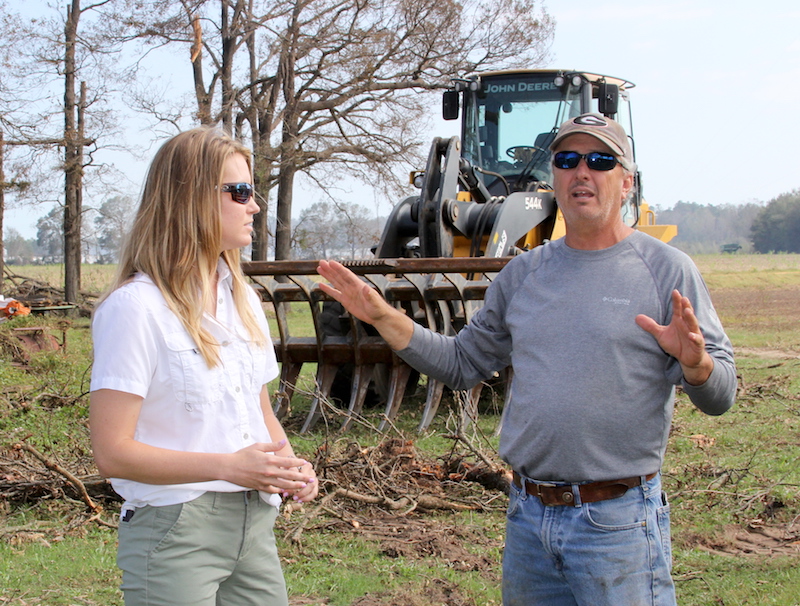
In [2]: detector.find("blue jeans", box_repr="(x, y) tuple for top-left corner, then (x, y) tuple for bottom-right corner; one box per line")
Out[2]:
(502, 474), (676, 606)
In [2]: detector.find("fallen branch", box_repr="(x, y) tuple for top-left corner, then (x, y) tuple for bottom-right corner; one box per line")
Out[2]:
(85, 512), (118, 530)
(336, 487), (413, 510)
(286, 490), (338, 544)
(14, 441), (101, 513)
(335, 487), (475, 512)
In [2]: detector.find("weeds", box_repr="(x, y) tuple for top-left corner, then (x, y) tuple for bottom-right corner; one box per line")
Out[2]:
(1, 260), (800, 604)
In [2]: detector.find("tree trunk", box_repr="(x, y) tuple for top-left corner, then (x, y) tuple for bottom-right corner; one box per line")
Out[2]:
(274, 93), (298, 260)
(63, 1), (82, 305)
(251, 146), (271, 260)
(251, 82), (281, 261)
(245, 0), (271, 261)
(0, 130), (5, 295)
(189, 13), (212, 125)
(273, 6), (299, 262)
(274, 150), (295, 260)
(220, 0), (235, 134)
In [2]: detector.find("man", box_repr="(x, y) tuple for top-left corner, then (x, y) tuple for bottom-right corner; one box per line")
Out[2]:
(317, 113), (736, 605)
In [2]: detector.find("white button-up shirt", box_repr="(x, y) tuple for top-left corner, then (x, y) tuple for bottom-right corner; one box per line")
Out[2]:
(90, 260), (281, 508)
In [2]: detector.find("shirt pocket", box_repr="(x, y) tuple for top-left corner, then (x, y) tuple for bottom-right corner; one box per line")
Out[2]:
(164, 331), (224, 408)
(247, 343), (269, 392)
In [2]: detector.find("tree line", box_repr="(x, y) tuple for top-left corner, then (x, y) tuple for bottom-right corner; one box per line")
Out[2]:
(655, 189), (800, 255)
(0, 0), (555, 300)
(10, 188), (799, 266)
(4, 196), (385, 265)
(4, 196), (134, 266)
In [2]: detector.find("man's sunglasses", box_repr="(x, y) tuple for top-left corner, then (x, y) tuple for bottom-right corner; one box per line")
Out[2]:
(221, 182), (254, 204)
(552, 151), (619, 171)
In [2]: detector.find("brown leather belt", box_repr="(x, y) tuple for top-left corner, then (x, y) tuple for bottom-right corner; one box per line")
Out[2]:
(512, 471), (657, 506)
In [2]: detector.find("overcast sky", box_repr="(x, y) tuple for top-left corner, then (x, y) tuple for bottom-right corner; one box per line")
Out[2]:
(545, 0), (800, 209)
(4, 0), (799, 238)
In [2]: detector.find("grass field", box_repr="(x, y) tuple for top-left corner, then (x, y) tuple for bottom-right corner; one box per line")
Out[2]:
(1, 254), (799, 605)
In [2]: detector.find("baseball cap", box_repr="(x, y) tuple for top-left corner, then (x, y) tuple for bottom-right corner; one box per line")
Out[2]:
(550, 113), (635, 171)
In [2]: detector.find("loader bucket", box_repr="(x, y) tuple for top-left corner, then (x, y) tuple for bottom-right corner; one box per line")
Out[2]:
(243, 257), (511, 433)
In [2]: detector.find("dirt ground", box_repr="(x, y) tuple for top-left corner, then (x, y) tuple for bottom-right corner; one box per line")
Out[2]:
(697, 523), (800, 557)
(274, 437), (505, 605)
(293, 578), (479, 606)
(711, 286), (800, 354)
(660, 285), (800, 562)
(292, 515), (501, 606)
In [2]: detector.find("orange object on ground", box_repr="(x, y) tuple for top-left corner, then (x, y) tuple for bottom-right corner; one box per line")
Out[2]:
(1, 299), (31, 318)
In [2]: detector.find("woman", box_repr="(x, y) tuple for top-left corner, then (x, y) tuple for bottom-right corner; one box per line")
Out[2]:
(90, 127), (318, 606)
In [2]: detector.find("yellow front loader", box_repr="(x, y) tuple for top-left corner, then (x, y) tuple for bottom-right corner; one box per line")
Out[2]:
(245, 69), (677, 433)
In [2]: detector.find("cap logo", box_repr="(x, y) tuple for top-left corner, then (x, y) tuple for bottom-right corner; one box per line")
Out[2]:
(574, 115), (608, 127)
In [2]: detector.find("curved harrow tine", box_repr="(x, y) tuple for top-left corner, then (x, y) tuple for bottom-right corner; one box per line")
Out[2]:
(244, 258), (511, 433)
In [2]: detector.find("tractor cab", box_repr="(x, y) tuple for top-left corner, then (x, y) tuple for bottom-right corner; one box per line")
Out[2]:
(443, 69), (636, 197)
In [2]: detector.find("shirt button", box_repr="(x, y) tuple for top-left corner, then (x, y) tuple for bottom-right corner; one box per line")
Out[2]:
(218, 298), (223, 304)
(243, 433), (249, 440)
(235, 386), (241, 393)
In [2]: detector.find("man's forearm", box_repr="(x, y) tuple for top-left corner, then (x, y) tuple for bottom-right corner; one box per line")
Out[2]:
(373, 305), (416, 350)
(681, 351), (715, 386)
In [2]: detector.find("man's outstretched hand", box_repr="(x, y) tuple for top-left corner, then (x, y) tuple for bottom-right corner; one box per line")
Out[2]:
(635, 289), (714, 386)
(316, 260), (414, 350)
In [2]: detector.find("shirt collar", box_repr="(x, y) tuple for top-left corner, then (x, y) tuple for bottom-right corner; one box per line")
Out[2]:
(217, 257), (233, 291)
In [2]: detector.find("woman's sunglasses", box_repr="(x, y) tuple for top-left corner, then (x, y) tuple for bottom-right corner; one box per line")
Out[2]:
(552, 151), (619, 171)
(221, 182), (254, 204)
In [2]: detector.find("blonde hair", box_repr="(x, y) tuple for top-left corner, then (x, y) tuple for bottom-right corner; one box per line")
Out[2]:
(103, 127), (265, 366)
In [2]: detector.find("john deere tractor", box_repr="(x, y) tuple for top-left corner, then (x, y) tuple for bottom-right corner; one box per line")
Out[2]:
(244, 69), (677, 432)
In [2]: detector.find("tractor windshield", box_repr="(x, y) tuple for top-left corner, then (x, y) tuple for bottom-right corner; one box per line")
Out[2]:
(462, 73), (583, 194)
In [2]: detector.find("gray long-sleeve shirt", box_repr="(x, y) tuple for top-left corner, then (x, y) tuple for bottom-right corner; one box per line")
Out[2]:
(398, 231), (736, 482)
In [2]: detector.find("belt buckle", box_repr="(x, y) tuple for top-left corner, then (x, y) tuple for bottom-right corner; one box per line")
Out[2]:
(530, 481), (555, 498)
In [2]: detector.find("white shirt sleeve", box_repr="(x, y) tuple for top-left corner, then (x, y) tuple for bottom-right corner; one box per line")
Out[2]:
(90, 287), (159, 398)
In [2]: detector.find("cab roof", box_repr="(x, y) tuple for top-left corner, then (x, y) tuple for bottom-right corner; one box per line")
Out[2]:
(469, 69), (635, 91)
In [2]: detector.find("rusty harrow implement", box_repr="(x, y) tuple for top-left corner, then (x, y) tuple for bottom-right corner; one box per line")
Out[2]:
(243, 257), (511, 433)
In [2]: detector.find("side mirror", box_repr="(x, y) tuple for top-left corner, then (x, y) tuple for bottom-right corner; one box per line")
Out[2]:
(442, 90), (459, 121)
(598, 83), (619, 117)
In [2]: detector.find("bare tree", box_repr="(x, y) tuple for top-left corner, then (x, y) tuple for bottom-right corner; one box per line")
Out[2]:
(36, 206), (64, 260)
(1, 0), (125, 302)
(338, 201), (381, 259)
(0, 4), (34, 291)
(3, 227), (37, 265)
(64, 0), (85, 303)
(268, 0), (554, 259)
(1, 130), (8, 290)
(292, 200), (340, 259)
(62, 0), (120, 302)
(114, 0), (554, 260)
(0, 129), (56, 293)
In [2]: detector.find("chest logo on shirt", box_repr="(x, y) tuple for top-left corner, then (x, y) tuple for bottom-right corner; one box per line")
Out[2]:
(602, 296), (631, 306)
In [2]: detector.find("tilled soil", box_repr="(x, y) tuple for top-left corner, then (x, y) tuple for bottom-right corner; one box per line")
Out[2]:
(711, 286), (800, 349)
